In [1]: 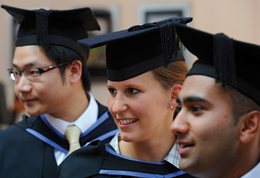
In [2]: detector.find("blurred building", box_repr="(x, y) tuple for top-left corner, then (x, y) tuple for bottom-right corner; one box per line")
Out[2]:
(1, 0), (260, 124)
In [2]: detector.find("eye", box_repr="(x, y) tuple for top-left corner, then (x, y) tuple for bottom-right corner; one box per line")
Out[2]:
(12, 70), (20, 76)
(25, 68), (41, 77)
(190, 104), (204, 114)
(127, 88), (139, 95)
(108, 87), (117, 97)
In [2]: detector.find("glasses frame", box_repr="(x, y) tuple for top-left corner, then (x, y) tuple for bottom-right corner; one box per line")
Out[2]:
(8, 62), (69, 81)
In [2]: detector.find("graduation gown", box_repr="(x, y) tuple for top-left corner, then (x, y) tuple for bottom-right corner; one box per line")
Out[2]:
(58, 141), (196, 178)
(0, 102), (117, 178)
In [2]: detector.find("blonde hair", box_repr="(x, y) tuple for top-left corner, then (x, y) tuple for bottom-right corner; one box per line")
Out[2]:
(152, 60), (188, 89)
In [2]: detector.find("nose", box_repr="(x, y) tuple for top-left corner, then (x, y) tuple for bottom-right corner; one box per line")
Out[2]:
(171, 109), (189, 136)
(109, 94), (127, 116)
(15, 75), (32, 93)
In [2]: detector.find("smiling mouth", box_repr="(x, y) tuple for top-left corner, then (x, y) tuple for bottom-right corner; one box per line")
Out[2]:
(119, 118), (137, 125)
(24, 99), (34, 102)
(23, 98), (37, 105)
(179, 143), (192, 148)
(178, 142), (195, 155)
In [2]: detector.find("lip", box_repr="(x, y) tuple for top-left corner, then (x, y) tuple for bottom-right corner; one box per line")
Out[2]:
(116, 118), (138, 129)
(177, 141), (195, 157)
(22, 98), (37, 106)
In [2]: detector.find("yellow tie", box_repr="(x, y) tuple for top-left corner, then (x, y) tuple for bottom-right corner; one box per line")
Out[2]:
(65, 125), (81, 155)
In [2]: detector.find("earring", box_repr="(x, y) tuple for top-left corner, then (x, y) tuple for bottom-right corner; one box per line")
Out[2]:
(170, 105), (174, 111)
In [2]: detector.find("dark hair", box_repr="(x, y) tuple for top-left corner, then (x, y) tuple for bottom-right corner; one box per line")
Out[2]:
(224, 86), (260, 124)
(42, 45), (91, 92)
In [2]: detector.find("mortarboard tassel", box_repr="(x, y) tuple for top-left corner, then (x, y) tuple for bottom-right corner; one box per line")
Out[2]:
(213, 33), (236, 87)
(159, 19), (177, 66)
(128, 18), (179, 66)
(36, 9), (52, 49)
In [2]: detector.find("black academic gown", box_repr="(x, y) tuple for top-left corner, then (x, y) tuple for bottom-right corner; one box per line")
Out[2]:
(0, 102), (117, 178)
(58, 141), (196, 178)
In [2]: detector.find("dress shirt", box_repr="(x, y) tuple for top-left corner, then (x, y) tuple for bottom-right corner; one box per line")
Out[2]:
(241, 162), (260, 178)
(44, 93), (98, 165)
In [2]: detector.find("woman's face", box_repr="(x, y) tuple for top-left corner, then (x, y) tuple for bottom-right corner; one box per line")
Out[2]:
(107, 71), (174, 142)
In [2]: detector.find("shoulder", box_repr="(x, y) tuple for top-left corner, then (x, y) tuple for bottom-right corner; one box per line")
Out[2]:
(96, 100), (116, 128)
(96, 100), (109, 114)
(0, 115), (39, 144)
(58, 140), (105, 178)
(64, 140), (105, 161)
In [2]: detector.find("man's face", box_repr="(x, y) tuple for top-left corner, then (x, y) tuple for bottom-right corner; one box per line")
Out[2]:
(12, 45), (70, 117)
(171, 75), (241, 178)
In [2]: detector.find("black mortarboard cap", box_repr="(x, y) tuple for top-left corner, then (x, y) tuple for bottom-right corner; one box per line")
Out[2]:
(79, 17), (192, 81)
(176, 23), (260, 105)
(1, 4), (100, 59)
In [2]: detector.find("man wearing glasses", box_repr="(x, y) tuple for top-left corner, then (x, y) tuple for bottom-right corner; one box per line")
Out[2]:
(0, 5), (117, 178)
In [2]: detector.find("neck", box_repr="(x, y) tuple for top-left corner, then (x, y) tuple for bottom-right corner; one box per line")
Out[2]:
(198, 147), (259, 178)
(119, 132), (175, 162)
(52, 89), (89, 122)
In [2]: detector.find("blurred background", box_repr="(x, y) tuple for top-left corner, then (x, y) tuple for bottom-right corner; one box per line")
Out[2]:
(1, 0), (260, 129)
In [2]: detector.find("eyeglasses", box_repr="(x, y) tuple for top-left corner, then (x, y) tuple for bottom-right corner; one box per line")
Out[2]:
(8, 63), (68, 81)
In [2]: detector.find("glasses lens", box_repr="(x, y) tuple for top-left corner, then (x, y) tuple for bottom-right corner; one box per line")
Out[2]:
(8, 69), (19, 81)
(9, 72), (16, 80)
(8, 63), (68, 82)
(25, 68), (41, 78)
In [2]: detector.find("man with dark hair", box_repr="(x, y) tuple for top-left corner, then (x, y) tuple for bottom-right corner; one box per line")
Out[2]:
(171, 24), (260, 178)
(0, 5), (117, 178)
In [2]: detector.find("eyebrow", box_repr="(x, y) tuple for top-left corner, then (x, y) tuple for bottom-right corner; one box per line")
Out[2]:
(176, 95), (213, 106)
(12, 62), (39, 70)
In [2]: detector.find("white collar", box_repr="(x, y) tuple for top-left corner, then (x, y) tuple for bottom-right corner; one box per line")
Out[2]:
(109, 132), (180, 167)
(44, 92), (98, 135)
(109, 132), (120, 153)
(241, 162), (260, 178)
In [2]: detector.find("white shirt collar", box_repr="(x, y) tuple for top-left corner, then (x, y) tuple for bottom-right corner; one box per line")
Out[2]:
(109, 132), (120, 153)
(44, 92), (98, 135)
(241, 162), (260, 178)
(109, 132), (180, 168)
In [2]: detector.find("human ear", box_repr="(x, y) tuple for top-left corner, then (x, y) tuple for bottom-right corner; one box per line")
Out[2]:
(68, 60), (82, 83)
(168, 84), (182, 109)
(239, 111), (260, 144)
